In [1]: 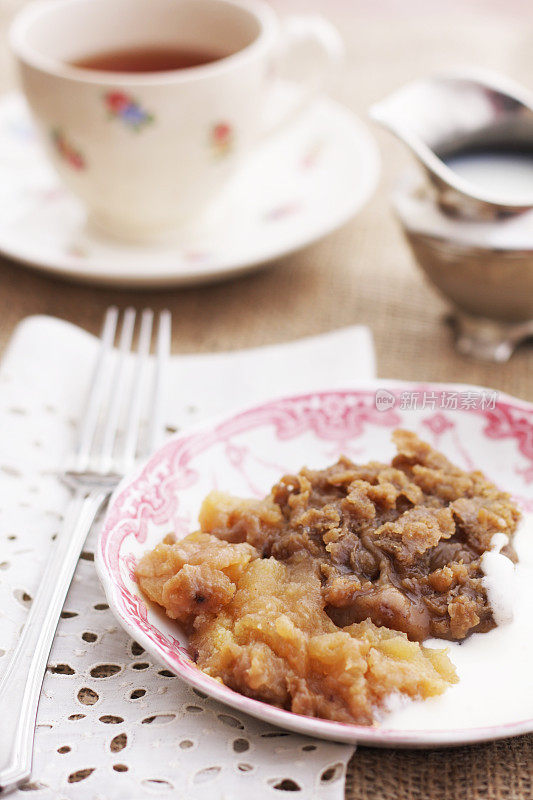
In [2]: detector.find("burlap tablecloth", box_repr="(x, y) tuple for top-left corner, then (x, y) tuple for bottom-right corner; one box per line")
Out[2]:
(0, 0), (531, 796)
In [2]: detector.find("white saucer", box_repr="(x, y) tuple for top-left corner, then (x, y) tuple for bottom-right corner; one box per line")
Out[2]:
(0, 92), (379, 287)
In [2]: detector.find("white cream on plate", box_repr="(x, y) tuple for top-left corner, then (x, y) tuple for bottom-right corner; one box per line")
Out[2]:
(481, 532), (515, 626)
(385, 513), (533, 731)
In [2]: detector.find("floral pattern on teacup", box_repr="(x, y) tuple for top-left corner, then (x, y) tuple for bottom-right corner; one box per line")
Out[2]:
(210, 121), (233, 157)
(51, 129), (85, 170)
(104, 91), (154, 131)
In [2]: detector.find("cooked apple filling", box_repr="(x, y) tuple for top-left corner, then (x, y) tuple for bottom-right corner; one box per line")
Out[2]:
(137, 430), (519, 725)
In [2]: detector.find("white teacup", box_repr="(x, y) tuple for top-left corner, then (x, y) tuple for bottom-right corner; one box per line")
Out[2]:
(10, 0), (342, 243)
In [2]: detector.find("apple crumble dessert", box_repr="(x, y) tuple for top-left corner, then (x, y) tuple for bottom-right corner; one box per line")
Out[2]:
(136, 430), (520, 725)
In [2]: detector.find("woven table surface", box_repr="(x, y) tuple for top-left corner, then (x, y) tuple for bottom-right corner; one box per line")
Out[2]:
(0, 0), (532, 797)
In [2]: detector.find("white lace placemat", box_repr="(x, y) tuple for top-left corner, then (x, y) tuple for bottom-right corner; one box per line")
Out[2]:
(0, 316), (375, 800)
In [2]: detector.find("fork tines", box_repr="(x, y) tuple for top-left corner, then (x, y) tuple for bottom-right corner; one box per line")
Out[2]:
(73, 307), (171, 476)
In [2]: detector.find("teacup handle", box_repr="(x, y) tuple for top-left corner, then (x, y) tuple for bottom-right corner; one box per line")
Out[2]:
(261, 14), (344, 137)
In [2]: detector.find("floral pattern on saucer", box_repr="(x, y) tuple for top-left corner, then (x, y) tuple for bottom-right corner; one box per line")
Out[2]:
(300, 137), (326, 170)
(51, 129), (85, 170)
(104, 91), (154, 131)
(263, 201), (301, 222)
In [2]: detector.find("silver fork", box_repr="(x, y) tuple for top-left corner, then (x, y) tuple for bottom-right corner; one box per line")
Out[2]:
(0, 307), (171, 794)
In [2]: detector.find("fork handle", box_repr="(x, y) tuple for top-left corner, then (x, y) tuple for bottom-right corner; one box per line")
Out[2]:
(0, 489), (108, 794)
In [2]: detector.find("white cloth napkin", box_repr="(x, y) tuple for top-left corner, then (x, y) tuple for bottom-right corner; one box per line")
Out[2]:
(0, 315), (375, 800)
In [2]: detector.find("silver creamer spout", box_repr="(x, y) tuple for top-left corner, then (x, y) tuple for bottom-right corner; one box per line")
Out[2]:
(370, 70), (533, 218)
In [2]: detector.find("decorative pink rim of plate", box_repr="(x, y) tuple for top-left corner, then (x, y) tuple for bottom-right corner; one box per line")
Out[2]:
(96, 381), (533, 747)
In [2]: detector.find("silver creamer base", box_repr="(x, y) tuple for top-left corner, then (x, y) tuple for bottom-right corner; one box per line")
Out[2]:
(394, 173), (533, 362)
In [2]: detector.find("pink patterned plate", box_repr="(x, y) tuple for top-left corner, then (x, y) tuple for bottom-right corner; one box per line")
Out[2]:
(96, 382), (533, 747)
